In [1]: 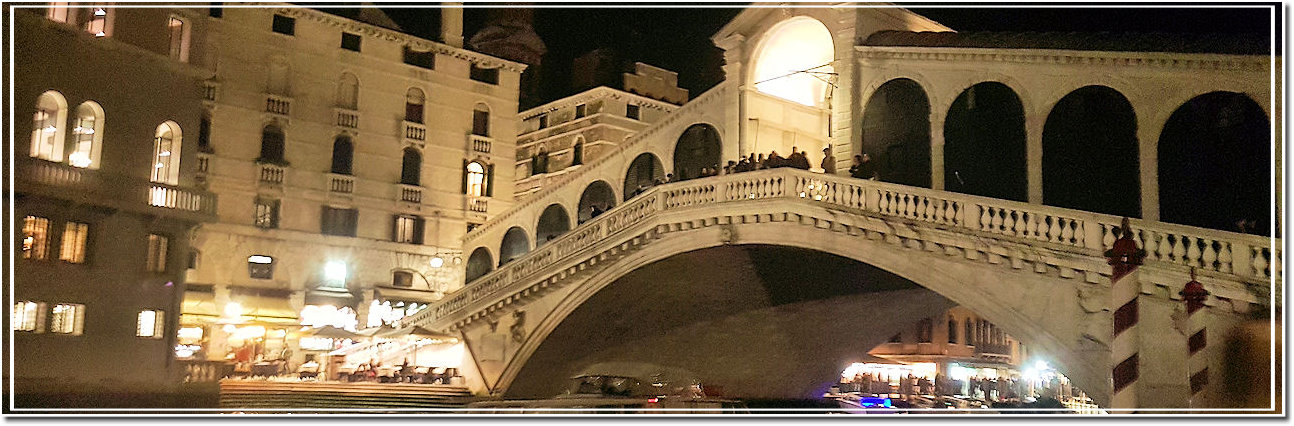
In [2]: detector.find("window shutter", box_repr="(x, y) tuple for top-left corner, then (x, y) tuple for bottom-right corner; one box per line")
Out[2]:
(486, 164), (495, 197)
(320, 207), (330, 234)
(413, 217), (426, 244)
(73, 306), (85, 336)
(35, 303), (46, 334)
(391, 215), (401, 242)
(346, 209), (358, 237)
(461, 160), (469, 194)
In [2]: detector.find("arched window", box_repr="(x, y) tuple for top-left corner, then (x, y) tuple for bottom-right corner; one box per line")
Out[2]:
(964, 321), (974, 346)
(30, 90), (67, 161)
(68, 101), (105, 169)
(750, 17), (835, 108)
(472, 103), (490, 137)
(947, 318), (958, 344)
(405, 88), (425, 123)
(400, 147), (421, 185)
(465, 161), (486, 196)
(258, 124), (285, 164)
(331, 136), (353, 175)
(151, 121), (182, 185)
(337, 73), (359, 109)
(572, 138), (585, 166)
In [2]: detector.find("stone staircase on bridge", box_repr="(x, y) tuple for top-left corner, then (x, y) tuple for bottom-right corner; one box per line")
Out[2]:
(218, 380), (474, 411)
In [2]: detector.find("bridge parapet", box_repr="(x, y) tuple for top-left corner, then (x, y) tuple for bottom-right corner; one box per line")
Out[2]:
(413, 168), (1278, 329)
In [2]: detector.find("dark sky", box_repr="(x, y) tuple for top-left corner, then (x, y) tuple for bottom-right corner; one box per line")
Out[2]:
(382, 4), (1276, 106)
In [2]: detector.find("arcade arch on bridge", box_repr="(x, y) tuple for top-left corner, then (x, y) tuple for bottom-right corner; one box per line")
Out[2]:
(578, 180), (617, 223)
(499, 226), (530, 266)
(465, 247), (494, 283)
(535, 203), (572, 247)
(1042, 85), (1140, 218)
(624, 152), (665, 201)
(673, 124), (723, 181)
(749, 16), (835, 109)
(943, 81), (1027, 202)
(859, 78), (932, 188)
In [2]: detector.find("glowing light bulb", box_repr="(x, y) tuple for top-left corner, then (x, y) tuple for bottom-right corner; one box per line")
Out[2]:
(429, 256), (444, 268)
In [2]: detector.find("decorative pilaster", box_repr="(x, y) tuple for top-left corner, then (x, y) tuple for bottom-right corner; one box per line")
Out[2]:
(1105, 217), (1147, 411)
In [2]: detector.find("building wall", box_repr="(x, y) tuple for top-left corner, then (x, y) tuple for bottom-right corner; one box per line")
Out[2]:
(13, 7), (211, 395)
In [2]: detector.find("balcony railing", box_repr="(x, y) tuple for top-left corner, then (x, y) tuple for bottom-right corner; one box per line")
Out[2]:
(259, 164), (285, 185)
(196, 153), (211, 174)
(404, 121), (426, 142)
(149, 184), (212, 213)
(18, 158), (217, 218)
(469, 134), (492, 154)
(335, 108), (360, 129)
(469, 198), (488, 213)
(329, 173), (355, 194)
(399, 184), (423, 203)
(266, 94), (291, 116)
(203, 81), (219, 103)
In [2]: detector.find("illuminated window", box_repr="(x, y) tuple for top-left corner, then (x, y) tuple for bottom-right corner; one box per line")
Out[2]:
(50, 303), (85, 335)
(46, 2), (70, 22)
(626, 104), (640, 120)
(271, 14), (295, 35)
(341, 32), (362, 52)
(405, 87), (425, 123)
(393, 215), (423, 244)
(69, 101), (104, 168)
(254, 198), (279, 229)
(137, 310), (164, 338)
(146, 234), (168, 273)
(168, 16), (190, 62)
(472, 104), (490, 137)
(59, 222), (89, 264)
(750, 17), (835, 108)
(248, 255), (274, 279)
(323, 261), (348, 288)
(151, 122), (182, 185)
(30, 91), (67, 161)
(465, 162), (486, 197)
(336, 73), (359, 110)
(22, 216), (51, 260)
(84, 7), (108, 37)
(12, 301), (44, 332)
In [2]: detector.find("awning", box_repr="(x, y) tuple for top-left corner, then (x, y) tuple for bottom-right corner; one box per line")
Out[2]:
(182, 292), (299, 325)
(372, 286), (440, 304)
(182, 290), (219, 317)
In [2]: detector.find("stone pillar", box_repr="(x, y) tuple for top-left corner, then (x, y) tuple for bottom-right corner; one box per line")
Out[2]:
(1026, 118), (1044, 204)
(716, 34), (747, 157)
(930, 115), (945, 191)
(1138, 123), (1160, 221)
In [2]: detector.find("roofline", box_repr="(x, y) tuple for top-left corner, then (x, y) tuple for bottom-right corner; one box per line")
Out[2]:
(519, 86), (681, 121)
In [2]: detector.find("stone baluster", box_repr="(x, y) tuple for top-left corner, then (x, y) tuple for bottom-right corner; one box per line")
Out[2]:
(1001, 209), (1015, 235)
(1201, 240), (1218, 272)
(1185, 236), (1202, 268)
(1252, 247), (1269, 278)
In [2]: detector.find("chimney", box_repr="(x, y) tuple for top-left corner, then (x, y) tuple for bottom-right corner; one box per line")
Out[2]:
(441, 2), (464, 48)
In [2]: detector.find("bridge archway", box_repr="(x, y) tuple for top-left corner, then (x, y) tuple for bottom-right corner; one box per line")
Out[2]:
(498, 227), (530, 266)
(465, 247), (493, 282)
(577, 180), (616, 224)
(535, 204), (572, 247)
(673, 124), (723, 181)
(1042, 85), (1140, 218)
(943, 82), (1028, 202)
(749, 16), (835, 108)
(624, 153), (665, 201)
(1158, 91), (1270, 235)
(488, 219), (1107, 406)
(860, 78), (931, 188)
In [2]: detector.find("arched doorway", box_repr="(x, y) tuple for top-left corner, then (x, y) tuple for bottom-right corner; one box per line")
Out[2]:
(499, 227), (530, 266)
(578, 180), (617, 223)
(624, 153), (664, 200)
(536, 204), (572, 246)
(673, 124), (722, 181)
(943, 82), (1027, 202)
(1042, 86), (1139, 218)
(860, 78), (931, 188)
(465, 247), (494, 282)
(1159, 92), (1270, 235)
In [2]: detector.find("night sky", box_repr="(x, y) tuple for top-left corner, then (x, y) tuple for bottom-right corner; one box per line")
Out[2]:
(381, 3), (1277, 106)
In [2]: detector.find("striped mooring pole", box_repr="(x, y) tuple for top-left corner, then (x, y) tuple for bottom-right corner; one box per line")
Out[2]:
(1105, 217), (1146, 410)
(1180, 268), (1210, 405)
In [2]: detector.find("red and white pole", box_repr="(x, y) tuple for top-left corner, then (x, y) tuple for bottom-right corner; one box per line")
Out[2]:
(1180, 268), (1210, 406)
(1106, 218), (1146, 411)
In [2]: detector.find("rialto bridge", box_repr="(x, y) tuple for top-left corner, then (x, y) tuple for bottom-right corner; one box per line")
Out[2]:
(400, 5), (1280, 410)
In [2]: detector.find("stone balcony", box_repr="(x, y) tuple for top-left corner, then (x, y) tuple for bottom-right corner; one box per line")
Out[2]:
(265, 94), (292, 117)
(258, 163), (286, 186)
(335, 107), (360, 129)
(399, 184), (423, 204)
(469, 134), (492, 155)
(403, 121), (427, 145)
(17, 157), (217, 222)
(328, 173), (355, 194)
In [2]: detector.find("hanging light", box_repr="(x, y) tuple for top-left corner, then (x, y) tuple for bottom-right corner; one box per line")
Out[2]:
(429, 256), (445, 268)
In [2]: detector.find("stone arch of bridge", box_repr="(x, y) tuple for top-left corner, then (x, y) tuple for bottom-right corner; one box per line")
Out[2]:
(489, 216), (1110, 406)
(498, 226), (531, 267)
(465, 246), (494, 283)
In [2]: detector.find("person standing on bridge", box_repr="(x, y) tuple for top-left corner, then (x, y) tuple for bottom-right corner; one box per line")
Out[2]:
(821, 146), (837, 174)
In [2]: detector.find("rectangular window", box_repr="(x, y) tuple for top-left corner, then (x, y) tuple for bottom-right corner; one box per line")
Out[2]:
(22, 216), (50, 260)
(393, 215), (424, 244)
(254, 198), (280, 229)
(209, 3), (223, 18)
(341, 32), (362, 52)
(47, 2), (70, 23)
(248, 255), (274, 279)
(393, 271), (413, 288)
(538, 114), (548, 130)
(84, 7), (107, 37)
(136, 310), (164, 338)
(146, 234), (168, 273)
(50, 303), (85, 335)
(271, 14), (295, 35)
(59, 222), (89, 264)
(402, 46), (435, 70)
(321, 207), (359, 237)
(469, 65), (499, 85)
(472, 109), (490, 137)
(626, 104), (641, 120)
(12, 301), (44, 333)
(168, 16), (189, 62)
(575, 104), (586, 119)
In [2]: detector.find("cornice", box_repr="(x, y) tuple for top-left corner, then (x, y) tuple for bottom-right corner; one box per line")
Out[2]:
(520, 87), (682, 121)
(855, 45), (1273, 72)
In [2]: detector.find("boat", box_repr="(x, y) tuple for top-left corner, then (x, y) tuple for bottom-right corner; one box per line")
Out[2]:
(465, 362), (747, 414)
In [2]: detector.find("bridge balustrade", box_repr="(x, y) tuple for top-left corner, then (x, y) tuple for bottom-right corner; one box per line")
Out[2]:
(415, 168), (1279, 328)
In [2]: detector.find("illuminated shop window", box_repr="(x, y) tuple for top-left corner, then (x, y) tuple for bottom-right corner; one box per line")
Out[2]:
(50, 303), (85, 335)
(22, 216), (51, 260)
(59, 222), (89, 264)
(137, 309), (164, 338)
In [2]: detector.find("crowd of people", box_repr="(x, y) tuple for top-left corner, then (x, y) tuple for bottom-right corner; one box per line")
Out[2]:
(679, 146), (883, 183)
(839, 372), (1081, 405)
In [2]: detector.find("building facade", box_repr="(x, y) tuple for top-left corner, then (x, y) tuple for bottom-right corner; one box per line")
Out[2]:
(174, 4), (524, 369)
(13, 5), (217, 399)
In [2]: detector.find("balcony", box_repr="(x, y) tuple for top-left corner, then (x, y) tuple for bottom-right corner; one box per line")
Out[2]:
(17, 157), (217, 220)
(469, 134), (492, 154)
(403, 121), (426, 143)
(469, 197), (488, 213)
(328, 173), (355, 194)
(259, 163), (285, 185)
(203, 81), (219, 103)
(335, 108), (360, 129)
(196, 153), (211, 174)
(265, 94), (292, 116)
(399, 184), (423, 204)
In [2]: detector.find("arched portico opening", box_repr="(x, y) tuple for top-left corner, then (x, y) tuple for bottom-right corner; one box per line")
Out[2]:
(536, 204), (572, 247)
(1042, 86), (1139, 218)
(860, 78), (931, 188)
(943, 82), (1027, 202)
(749, 16), (835, 109)
(674, 124), (722, 181)
(578, 180), (617, 223)
(1158, 92), (1271, 235)
(624, 153), (664, 200)
(499, 227), (530, 266)
(466, 247), (494, 283)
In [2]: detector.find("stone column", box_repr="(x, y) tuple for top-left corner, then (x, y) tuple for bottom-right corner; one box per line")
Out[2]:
(716, 34), (747, 157)
(1138, 123), (1160, 221)
(1027, 117), (1044, 204)
(930, 115), (945, 191)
